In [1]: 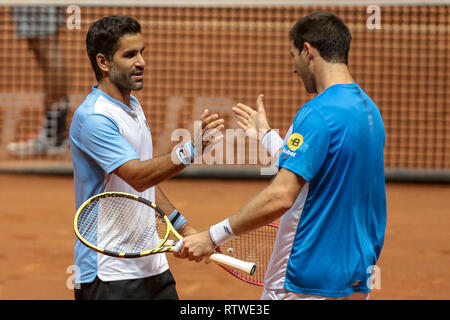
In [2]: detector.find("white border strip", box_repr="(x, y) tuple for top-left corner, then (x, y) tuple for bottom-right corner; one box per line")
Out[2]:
(0, 0), (448, 7)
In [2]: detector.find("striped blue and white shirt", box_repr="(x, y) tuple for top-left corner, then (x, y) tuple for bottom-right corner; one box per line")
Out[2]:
(70, 86), (169, 284)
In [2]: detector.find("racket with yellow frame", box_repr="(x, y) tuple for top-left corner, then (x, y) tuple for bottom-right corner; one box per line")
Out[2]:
(74, 191), (256, 275)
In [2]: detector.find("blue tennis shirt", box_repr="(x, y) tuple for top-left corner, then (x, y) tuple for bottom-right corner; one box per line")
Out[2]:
(265, 83), (387, 297)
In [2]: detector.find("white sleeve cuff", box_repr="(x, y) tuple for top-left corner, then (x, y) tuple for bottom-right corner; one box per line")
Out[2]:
(260, 129), (284, 158)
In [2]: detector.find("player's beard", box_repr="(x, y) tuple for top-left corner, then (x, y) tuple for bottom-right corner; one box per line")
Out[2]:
(109, 63), (144, 92)
(298, 65), (317, 94)
(294, 54), (317, 94)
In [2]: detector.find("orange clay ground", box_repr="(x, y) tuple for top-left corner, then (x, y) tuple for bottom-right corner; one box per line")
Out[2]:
(0, 173), (449, 300)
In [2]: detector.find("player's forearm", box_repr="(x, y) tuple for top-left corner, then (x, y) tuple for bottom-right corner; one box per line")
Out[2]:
(155, 186), (176, 213)
(115, 152), (185, 192)
(229, 181), (294, 236)
(217, 168), (304, 242)
(207, 181), (293, 248)
(156, 186), (197, 236)
(179, 222), (198, 237)
(130, 155), (184, 191)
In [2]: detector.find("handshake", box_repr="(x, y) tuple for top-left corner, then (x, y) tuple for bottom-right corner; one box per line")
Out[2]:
(171, 95), (284, 263)
(173, 94), (282, 169)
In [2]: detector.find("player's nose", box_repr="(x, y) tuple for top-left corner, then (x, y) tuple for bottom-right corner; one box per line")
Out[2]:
(136, 53), (146, 68)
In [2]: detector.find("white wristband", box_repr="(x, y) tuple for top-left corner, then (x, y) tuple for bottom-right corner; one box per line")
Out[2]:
(261, 129), (284, 158)
(176, 141), (196, 165)
(209, 218), (237, 246)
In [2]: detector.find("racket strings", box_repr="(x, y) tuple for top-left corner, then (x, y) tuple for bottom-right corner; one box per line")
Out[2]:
(77, 202), (98, 241)
(220, 224), (278, 285)
(77, 196), (167, 254)
(130, 226), (157, 252)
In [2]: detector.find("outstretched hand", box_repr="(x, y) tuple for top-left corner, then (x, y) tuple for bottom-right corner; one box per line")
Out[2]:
(232, 94), (271, 141)
(197, 109), (225, 151)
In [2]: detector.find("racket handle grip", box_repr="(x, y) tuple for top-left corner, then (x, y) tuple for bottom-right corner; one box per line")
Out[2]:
(167, 239), (256, 275)
(209, 253), (256, 275)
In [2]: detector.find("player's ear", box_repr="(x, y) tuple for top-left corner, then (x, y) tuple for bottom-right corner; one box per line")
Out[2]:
(96, 53), (110, 74)
(303, 42), (314, 63)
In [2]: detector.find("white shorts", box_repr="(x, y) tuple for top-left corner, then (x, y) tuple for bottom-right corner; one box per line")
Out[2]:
(261, 288), (370, 300)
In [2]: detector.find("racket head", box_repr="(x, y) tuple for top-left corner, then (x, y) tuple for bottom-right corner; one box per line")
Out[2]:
(217, 223), (279, 286)
(74, 191), (178, 258)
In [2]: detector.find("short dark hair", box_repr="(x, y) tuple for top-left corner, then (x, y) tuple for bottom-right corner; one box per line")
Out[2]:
(289, 11), (351, 65)
(86, 16), (141, 81)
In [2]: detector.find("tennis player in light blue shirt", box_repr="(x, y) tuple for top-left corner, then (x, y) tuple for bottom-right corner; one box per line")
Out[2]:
(69, 15), (224, 300)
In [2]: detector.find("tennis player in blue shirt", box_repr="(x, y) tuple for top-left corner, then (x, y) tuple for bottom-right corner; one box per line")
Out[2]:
(178, 11), (387, 300)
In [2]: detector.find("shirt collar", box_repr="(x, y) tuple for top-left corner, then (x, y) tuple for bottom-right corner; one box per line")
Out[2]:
(92, 85), (139, 115)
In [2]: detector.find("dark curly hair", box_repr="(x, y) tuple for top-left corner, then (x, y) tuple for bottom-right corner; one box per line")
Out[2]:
(86, 16), (141, 81)
(289, 11), (352, 65)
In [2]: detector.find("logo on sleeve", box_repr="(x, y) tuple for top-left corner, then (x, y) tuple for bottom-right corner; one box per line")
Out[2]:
(287, 133), (303, 151)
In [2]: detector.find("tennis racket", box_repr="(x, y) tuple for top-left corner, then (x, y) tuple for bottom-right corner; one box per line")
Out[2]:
(217, 223), (279, 286)
(74, 191), (256, 275)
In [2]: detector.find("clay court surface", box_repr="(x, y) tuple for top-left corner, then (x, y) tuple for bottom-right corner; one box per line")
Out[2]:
(0, 173), (448, 300)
